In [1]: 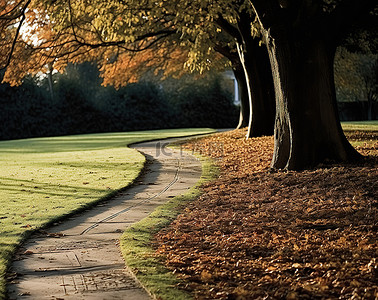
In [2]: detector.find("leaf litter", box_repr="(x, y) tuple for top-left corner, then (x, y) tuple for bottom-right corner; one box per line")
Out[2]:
(154, 129), (377, 299)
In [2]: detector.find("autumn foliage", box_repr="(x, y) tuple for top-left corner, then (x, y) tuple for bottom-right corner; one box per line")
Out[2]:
(155, 129), (377, 299)
(1, 0), (230, 87)
(100, 43), (189, 88)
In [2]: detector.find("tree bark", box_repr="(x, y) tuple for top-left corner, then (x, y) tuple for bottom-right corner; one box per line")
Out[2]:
(243, 39), (275, 137)
(216, 12), (275, 137)
(248, 0), (376, 170)
(232, 45), (275, 136)
(367, 99), (373, 121)
(233, 66), (249, 129)
(47, 63), (54, 101)
(266, 35), (361, 169)
(235, 12), (275, 138)
(236, 42), (254, 138)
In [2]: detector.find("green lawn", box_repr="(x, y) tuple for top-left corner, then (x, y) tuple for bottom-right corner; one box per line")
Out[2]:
(0, 128), (214, 299)
(341, 120), (378, 131)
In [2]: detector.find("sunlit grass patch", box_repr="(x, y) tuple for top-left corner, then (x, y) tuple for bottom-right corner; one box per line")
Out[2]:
(342, 120), (378, 131)
(0, 128), (214, 299)
(341, 121), (378, 153)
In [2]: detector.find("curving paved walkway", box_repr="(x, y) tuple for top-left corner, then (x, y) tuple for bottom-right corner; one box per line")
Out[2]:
(7, 138), (202, 299)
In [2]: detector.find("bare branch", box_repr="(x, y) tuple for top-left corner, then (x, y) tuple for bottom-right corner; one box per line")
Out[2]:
(0, 0), (32, 71)
(0, 0), (27, 19)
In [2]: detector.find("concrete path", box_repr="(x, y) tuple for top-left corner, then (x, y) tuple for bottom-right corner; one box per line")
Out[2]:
(7, 139), (202, 299)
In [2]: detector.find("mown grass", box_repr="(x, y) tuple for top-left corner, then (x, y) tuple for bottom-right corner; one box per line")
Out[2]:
(341, 120), (378, 131)
(342, 121), (378, 148)
(0, 128), (214, 299)
(120, 155), (219, 300)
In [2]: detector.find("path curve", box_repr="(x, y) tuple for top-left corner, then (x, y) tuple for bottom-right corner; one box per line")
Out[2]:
(7, 138), (202, 299)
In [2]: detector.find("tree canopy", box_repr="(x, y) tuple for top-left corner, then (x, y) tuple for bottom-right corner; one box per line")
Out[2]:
(2, 0), (276, 139)
(1, 0), (377, 170)
(0, 0), (31, 73)
(2, 0), (235, 85)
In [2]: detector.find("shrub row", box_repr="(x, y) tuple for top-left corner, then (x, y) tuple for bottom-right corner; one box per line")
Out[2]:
(0, 64), (238, 141)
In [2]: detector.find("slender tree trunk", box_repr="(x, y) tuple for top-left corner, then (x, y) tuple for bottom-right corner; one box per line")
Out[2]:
(233, 66), (249, 129)
(236, 10), (275, 138)
(266, 36), (361, 170)
(216, 11), (275, 136)
(234, 40), (275, 138)
(232, 48), (275, 135)
(47, 63), (54, 101)
(367, 96), (373, 120)
(243, 39), (275, 137)
(236, 42), (254, 138)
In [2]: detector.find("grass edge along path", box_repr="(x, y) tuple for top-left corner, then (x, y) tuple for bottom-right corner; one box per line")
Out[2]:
(0, 128), (214, 300)
(120, 154), (219, 300)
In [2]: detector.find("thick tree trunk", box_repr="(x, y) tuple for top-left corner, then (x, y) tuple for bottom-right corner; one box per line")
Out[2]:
(266, 36), (361, 170)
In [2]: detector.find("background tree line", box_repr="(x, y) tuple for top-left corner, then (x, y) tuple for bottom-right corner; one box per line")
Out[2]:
(1, 46), (376, 142)
(335, 48), (378, 120)
(0, 63), (238, 141)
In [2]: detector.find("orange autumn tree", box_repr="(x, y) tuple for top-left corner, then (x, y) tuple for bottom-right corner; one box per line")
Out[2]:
(99, 41), (226, 89)
(0, 0), (31, 73)
(2, 0), (277, 139)
(2, 0), (230, 86)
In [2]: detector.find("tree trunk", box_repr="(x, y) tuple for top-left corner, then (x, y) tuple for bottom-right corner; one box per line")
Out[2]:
(233, 66), (249, 129)
(234, 40), (275, 138)
(367, 95), (373, 121)
(233, 45), (276, 136)
(266, 36), (361, 170)
(47, 63), (54, 101)
(236, 10), (275, 138)
(236, 42), (254, 138)
(243, 39), (275, 137)
(216, 10), (275, 136)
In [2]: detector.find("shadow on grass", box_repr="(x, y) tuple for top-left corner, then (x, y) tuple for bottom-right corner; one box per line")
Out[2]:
(0, 129), (215, 154)
(0, 177), (105, 195)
